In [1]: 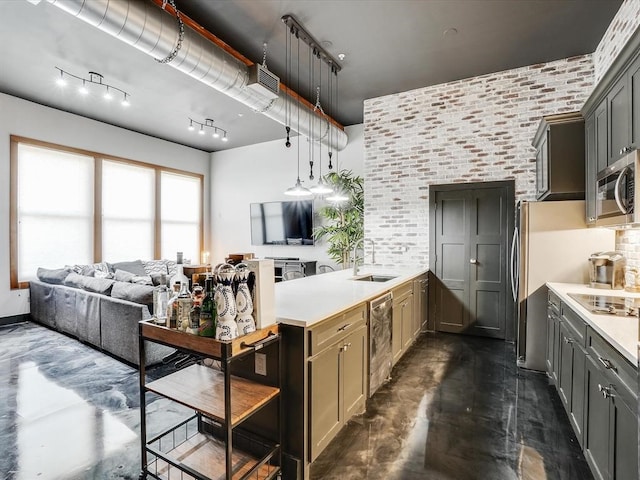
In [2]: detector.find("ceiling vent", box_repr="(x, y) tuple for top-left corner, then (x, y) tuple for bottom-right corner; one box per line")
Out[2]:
(247, 64), (280, 100)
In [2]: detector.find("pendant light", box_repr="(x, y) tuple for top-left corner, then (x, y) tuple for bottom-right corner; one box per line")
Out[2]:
(326, 71), (348, 202)
(309, 59), (333, 195)
(284, 27), (311, 197)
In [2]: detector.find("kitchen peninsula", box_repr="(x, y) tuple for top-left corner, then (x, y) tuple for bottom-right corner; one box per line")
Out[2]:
(275, 267), (427, 479)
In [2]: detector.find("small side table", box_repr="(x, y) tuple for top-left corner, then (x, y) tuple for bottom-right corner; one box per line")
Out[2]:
(182, 264), (211, 288)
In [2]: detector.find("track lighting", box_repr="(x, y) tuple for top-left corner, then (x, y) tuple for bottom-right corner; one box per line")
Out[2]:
(188, 118), (229, 142)
(55, 67), (131, 107)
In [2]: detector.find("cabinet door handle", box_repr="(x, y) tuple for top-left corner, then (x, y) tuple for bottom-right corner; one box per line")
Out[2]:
(598, 384), (614, 399)
(470, 258), (477, 265)
(598, 356), (617, 372)
(337, 323), (352, 332)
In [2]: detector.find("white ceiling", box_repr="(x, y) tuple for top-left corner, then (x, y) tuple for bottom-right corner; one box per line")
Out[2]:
(0, 0), (623, 153)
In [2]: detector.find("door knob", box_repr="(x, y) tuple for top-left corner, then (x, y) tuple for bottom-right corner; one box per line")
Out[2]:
(470, 258), (477, 264)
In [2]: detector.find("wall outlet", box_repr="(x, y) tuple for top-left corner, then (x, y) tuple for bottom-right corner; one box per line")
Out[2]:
(255, 353), (267, 376)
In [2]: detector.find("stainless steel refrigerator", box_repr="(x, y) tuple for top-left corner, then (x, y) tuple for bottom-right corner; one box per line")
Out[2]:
(511, 200), (614, 371)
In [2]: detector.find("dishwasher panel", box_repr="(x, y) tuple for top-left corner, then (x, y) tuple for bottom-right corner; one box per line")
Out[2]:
(369, 292), (393, 397)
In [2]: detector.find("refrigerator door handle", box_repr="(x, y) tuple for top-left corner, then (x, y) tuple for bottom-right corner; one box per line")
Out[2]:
(510, 226), (519, 302)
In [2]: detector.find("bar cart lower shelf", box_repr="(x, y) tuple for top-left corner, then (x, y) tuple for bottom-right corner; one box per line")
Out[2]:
(138, 321), (282, 480)
(145, 415), (280, 480)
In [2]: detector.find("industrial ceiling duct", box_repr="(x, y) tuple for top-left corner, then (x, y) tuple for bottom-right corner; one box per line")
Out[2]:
(45, 0), (348, 151)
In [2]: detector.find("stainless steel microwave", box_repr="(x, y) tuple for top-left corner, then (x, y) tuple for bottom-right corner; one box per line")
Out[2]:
(596, 150), (639, 227)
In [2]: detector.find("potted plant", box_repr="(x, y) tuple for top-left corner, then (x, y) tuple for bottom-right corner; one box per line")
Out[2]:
(313, 170), (364, 267)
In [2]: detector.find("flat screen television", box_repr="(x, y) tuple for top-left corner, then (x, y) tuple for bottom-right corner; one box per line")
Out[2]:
(250, 200), (314, 246)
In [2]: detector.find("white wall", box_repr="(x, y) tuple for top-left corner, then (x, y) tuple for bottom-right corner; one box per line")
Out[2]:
(0, 92), (210, 319)
(210, 124), (364, 267)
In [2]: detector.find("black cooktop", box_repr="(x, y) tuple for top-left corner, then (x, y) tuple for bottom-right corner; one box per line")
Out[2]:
(568, 293), (640, 317)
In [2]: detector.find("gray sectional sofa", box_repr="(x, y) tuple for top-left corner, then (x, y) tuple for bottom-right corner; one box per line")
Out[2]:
(29, 259), (176, 366)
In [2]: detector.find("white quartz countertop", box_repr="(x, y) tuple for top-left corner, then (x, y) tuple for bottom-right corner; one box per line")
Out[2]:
(275, 267), (427, 327)
(546, 282), (639, 365)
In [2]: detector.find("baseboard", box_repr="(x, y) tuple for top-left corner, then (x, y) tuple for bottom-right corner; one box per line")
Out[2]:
(0, 314), (30, 326)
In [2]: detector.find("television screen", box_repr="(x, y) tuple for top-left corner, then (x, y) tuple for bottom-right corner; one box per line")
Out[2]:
(250, 200), (314, 246)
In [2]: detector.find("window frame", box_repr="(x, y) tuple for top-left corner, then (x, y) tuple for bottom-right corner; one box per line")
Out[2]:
(9, 135), (204, 289)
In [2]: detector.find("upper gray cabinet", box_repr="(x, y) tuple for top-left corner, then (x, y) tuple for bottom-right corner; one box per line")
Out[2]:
(583, 28), (640, 224)
(607, 77), (630, 164)
(532, 112), (585, 201)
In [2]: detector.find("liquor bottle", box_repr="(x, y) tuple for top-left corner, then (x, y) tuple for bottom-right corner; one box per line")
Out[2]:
(153, 273), (169, 325)
(177, 282), (192, 332)
(198, 277), (216, 337)
(166, 284), (180, 329)
(169, 252), (189, 290)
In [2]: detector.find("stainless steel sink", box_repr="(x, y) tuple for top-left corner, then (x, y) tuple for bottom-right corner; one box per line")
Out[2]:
(352, 274), (397, 282)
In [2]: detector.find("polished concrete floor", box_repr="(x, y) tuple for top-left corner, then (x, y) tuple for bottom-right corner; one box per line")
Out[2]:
(0, 322), (592, 480)
(310, 332), (593, 480)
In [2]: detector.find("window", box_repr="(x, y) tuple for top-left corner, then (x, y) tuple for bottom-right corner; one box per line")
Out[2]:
(15, 144), (94, 281)
(102, 160), (155, 261)
(10, 136), (203, 288)
(160, 171), (202, 263)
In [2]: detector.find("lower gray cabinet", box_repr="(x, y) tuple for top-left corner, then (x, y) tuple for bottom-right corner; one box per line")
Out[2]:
(558, 321), (586, 444)
(548, 295), (638, 480)
(584, 354), (613, 480)
(584, 353), (638, 480)
(546, 292), (561, 384)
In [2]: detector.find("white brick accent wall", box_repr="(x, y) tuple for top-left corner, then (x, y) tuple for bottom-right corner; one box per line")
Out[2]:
(363, 56), (594, 269)
(594, 0), (640, 84)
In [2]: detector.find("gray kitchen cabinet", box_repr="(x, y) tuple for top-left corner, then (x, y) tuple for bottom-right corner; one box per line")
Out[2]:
(535, 135), (549, 198)
(584, 353), (612, 480)
(595, 101), (609, 173)
(308, 314), (367, 462)
(629, 54), (640, 148)
(532, 112), (585, 201)
(582, 29), (640, 219)
(557, 320), (586, 444)
(546, 291), (561, 384)
(607, 78), (630, 165)
(546, 295), (639, 480)
(585, 114), (597, 224)
(583, 325), (639, 480)
(584, 352), (639, 480)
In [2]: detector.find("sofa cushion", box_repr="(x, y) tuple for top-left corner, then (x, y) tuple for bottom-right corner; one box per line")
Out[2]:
(110, 260), (147, 276)
(111, 281), (154, 308)
(37, 267), (71, 285)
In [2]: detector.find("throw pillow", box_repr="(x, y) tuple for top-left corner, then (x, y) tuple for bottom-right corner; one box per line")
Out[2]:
(110, 260), (147, 276)
(94, 269), (115, 280)
(142, 259), (168, 275)
(114, 269), (152, 285)
(114, 269), (135, 283)
(63, 272), (86, 289)
(111, 281), (154, 307)
(82, 276), (115, 296)
(37, 267), (71, 285)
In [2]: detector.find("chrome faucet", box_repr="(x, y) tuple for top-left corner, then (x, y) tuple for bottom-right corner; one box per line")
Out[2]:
(353, 238), (376, 276)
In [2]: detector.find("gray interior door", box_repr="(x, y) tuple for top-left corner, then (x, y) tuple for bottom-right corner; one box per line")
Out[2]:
(433, 191), (469, 333)
(431, 182), (512, 339)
